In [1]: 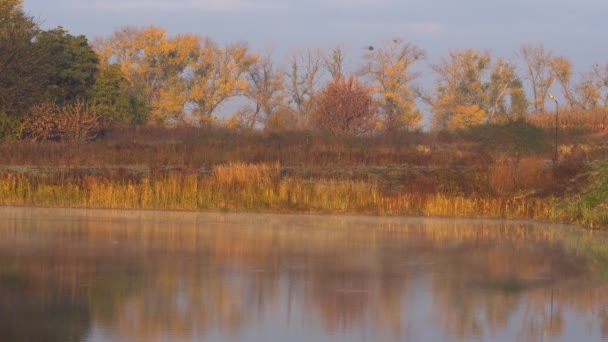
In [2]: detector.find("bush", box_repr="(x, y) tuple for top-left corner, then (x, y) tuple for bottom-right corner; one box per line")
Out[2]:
(312, 77), (378, 136)
(22, 101), (101, 142)
(0, 112), (23, 141)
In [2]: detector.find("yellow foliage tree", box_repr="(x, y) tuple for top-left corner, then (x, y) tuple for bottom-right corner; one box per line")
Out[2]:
(361, 38), (425, 131)
(431, 49), (490, 129)
(551, 55), (580, 108)
(94, 26), (200, 124)
(430, 49), (525, 129)
(188, 40), (259, 125)
(444, 105), (486, 130)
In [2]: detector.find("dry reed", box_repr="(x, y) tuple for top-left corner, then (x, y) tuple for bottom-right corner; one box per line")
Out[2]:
(0, 162), (548, 220)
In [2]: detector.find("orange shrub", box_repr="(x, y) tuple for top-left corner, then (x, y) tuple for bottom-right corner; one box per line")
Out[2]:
(312, 77), (378, 136)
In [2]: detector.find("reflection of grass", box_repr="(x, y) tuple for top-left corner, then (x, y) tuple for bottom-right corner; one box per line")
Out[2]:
(0, 162), (548, 219)
(479, 277), (531, 293)
(0, 264), (20, 287)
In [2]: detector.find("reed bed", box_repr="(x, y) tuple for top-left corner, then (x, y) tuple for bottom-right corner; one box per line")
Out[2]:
(0, 162), (549, 220)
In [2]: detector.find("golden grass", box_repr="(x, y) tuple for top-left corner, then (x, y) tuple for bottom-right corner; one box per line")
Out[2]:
(528, 108), (608, 133)
(0, 162), (549, 220)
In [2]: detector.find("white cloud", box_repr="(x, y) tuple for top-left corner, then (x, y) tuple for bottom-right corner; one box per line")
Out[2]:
(409, 22), (447, 35)
(95, 0), (286, 12)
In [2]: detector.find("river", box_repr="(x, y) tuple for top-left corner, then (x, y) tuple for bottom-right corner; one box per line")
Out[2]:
(0, 207), (607, 341)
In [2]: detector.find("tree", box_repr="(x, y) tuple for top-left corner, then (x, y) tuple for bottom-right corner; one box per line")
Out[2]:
(590, 63), (608, 107)
(324, 45), (347, 82)
(519, 44), (554, 112)
(361, 38), (425, 131)
(89, 63), (147, 125)
(551, 55), (577, 108)
(237, 51), (286, 128)
(188, 40), (259, 125)
(431, 49), (491, 129)
(35, 27), (99, 104)
(0, 0), (44, 118)
(431, 50), (527, 129)
(94, 26), (200, 124)
(286, 48), (324, 128)
(572, 63), (608, 110)
(487, 58), (527, 120)
(313, 77), (378, 136)
(509, 78), (529, 118)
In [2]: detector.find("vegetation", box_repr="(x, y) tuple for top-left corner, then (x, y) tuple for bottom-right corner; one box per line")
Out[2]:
(0, 0), (606, 228)
(0, 120), (605, 228)
(3, 1), (608, 134)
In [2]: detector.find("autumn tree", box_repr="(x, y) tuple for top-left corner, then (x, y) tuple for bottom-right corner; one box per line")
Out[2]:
(571, 63), (608, 110)
(94, 26), (200, 124)
(508, 78), (529, 118)
(487, 58), (527, 120)
(550, 55), (577, 108)
(361, 38), (425, 131)
(313, 77), (378, 136)
(589, 63), (608, 107)
(431, 49), (491, 129)
(519, 44), (554, 112)
(188, 40), (259, 125)
(431, 49), (526, 129)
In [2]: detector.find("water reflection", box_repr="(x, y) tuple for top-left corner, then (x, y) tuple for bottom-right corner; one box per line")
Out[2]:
(0, 207), (607, 341)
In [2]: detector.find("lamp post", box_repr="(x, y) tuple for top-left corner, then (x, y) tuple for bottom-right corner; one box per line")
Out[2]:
(548, 93), (559, 162)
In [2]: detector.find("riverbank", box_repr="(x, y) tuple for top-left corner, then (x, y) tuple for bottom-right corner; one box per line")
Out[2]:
(0, 125), (605, 228)
(0, 161), (605, 229)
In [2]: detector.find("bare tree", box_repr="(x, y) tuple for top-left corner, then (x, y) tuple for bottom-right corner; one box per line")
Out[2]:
(518, 44), (554, 112)
(323, 45), (347, 82)
(286, 48), (324, 128)
(238, 51), (286, 128)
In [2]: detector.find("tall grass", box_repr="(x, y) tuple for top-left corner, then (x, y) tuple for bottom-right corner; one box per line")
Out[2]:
(528, 108), (608, 133)
(0, 162), (548, 220)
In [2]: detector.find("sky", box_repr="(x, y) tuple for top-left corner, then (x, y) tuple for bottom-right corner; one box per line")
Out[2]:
(22, 0), (608, 65)
(21, 0), (608, 125)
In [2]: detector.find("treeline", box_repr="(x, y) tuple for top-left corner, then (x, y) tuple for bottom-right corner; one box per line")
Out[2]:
(2, 0), (608, 142)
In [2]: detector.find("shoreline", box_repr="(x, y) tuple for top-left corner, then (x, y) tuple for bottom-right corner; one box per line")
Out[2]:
(0, 199), (589, 231)
(0, 160), (605, 230)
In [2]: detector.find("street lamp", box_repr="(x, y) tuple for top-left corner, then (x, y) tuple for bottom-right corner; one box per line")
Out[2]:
(548, 93), (559, 162)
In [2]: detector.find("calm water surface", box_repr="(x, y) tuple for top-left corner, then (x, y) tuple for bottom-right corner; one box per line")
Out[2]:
(1, 207), (608, 342)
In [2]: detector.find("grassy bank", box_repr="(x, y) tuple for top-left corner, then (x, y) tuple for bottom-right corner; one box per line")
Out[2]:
(546, 161), (608, 228)
(0, 121), (606, 228)
(0, 162), (548, 219)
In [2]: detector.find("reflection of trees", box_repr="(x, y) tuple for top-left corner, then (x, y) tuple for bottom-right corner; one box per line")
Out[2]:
(2, 208), (608, 341)
(0, 266), (90, 341)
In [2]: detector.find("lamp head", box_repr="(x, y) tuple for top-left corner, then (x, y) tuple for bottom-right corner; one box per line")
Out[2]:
(549, 93), (555, 100)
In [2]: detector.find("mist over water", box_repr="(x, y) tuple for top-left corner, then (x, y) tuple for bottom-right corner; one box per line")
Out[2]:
(0, 207), (607, 342)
